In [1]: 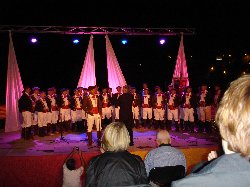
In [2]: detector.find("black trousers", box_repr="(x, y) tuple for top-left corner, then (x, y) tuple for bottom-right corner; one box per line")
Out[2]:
(120, 118), (134, 143)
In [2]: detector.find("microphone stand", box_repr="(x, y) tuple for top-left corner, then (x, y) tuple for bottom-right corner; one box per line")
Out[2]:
(58, 108), (68, 142)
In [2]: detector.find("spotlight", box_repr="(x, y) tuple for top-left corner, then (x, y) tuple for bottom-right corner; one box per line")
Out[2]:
(159, 39), (166, 45)
(30, 37), (37, 43)
(121, 39), (128, 45)
(73, 39), (79, 44)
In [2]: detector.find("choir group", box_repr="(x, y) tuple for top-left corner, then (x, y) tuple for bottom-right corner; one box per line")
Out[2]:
(18, 82), (223, 145)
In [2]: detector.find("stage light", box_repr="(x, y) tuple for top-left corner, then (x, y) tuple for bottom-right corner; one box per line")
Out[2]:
(159, 39), (166, 45)
(216, 57), (222, 61)
(73, 39), (79, 44)
(121, 39), (128, 45)
(30, 38), (37, 43)
(223, 70), (226, 74)
(210, 66), (214, 71)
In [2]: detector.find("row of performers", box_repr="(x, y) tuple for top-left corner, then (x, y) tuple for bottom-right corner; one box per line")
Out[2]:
(18, 84), (220, 144)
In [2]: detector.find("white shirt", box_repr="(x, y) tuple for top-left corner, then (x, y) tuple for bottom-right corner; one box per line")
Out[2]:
(185, 92), (191, 105)
(62, 94), (69, 106)
(41, 98), (49, 110)
(74, 96), (81, 108)
(48, 95), (56, 106)
(168, 94), (176, 105)
(102, 93), (108, 103)
(89, 94), (97, 107)
(156, 94), (163, 106)
(143, 94), (150, 104)
(62, 164), (83, 187)
(200, 90), (208, 102)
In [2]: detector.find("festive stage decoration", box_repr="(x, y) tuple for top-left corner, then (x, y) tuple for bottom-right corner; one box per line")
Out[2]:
(172, 33), (189, 88)
(106, 35), (127, 92)
(5, 32), (24, 132)
(77, 35), (96, 88)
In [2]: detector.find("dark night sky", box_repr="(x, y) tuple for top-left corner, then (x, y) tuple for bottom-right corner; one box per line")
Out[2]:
(0, 1), (250, 103)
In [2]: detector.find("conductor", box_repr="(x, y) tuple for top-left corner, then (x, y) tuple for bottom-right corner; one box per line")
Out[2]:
(118, 85), (134, 146)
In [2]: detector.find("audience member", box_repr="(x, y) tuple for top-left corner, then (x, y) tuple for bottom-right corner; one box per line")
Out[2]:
(172, 74), (250, 187)
(63, 147), (84, 187)
(144, 130), (186, 181)
(85, 122), (148, 187)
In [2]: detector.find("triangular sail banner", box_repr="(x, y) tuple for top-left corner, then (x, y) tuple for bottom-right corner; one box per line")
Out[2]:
(5, 32), (24, 132)
(105, 35), (127, 93)
(172, 33), (189, 86)
(77, 35), (96, 88)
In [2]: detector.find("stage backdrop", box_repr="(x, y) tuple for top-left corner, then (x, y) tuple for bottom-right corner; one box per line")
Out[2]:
(172, 33), (189, 87)
(106, 35), (127, 93)
(77, 35), (96, 88)
(5, 32), (24, 132)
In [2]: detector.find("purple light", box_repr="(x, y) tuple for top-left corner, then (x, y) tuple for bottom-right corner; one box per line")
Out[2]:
(30, 38), (37, 43)
(159, 39), (166, 45)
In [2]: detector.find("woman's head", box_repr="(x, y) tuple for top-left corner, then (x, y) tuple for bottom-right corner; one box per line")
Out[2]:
(101, 122), (130, 152)
(66, 158), (76, 170)
(215, 74), (250, 157)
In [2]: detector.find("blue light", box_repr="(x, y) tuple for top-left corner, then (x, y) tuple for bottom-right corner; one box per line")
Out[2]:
(73, 39), (79, 44)
(121, 39), (128, 45)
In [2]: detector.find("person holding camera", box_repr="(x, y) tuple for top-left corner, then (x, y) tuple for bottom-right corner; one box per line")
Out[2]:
(63, 147), (84, 187)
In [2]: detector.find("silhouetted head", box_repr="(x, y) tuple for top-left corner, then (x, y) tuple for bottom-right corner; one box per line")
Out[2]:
(66, 158), (76, 170)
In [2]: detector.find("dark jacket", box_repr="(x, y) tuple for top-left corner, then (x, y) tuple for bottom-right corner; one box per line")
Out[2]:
(197, 90), (213, 107)
(70, 96), (82, 110)
(100, 93), (112, 108)
(172, 153), (250, 187)
(181, 92), (197, 108)
(18, 93), (33, 113)
(112, 92), (122, 107)
(152, 92), (166, 109)
(82, 94), (102, 115)
(132, 93), (142, 107)
(35, 98), (51, 112)
(166, 93), (180, 109)
(118, 93), (134, 122)
(85, 151), (149, 187)
(141, 94), (152, 108)
(57, 94), (71, 109)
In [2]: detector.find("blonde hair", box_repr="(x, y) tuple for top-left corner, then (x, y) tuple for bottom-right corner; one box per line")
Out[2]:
(156, 130), (171, 145)
(215, 74), (250, 157)
(101, 122), (130, 152)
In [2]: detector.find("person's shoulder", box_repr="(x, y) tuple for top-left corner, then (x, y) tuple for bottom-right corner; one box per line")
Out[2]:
(168, 146), (185, 155)
(144, 148), (158, 160)
(76, 166), (84, 174)
(146, 147), (159, 155)
(130, 153), (144, 163)
(88, 153), (102, 164)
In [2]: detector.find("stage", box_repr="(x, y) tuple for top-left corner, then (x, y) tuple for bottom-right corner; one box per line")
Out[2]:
(0, 127), (220, 187)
